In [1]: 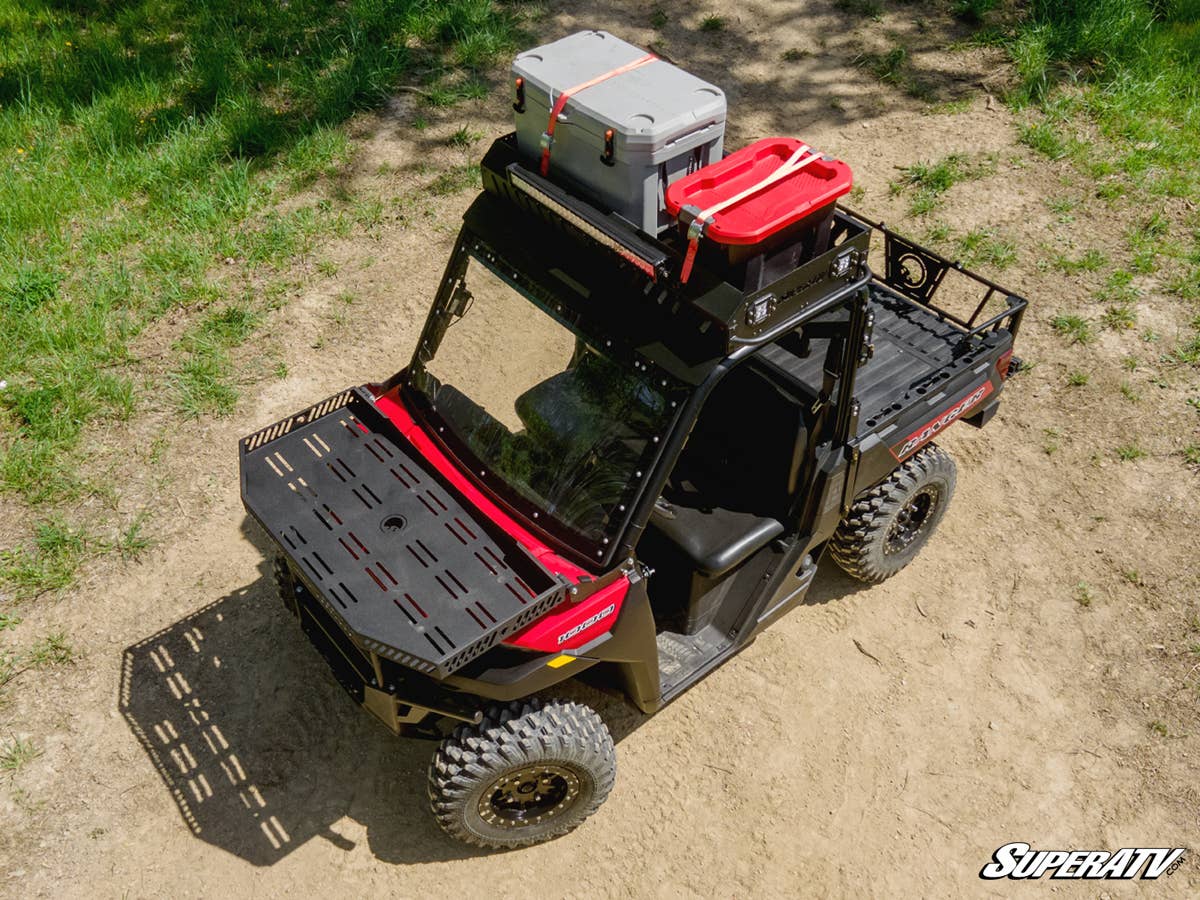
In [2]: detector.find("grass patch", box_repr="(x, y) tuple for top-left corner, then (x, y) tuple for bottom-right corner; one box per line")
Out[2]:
(1003, 3), (1200, 203)
(1052, 248), (1108, 274)
(1115, 443), (1147, 462)
(891, 154), (993, 216)
(856, 45), (934, 101)
(429, 164), (483, 196)
(0, 518), (91, 598)
(1075, 582), (1094, 607)
(956, 229), (1018, 270)
(0, 735), (39, 774)
(1066, 370), (1089, 386)
(1051, 314), (1095, 345)
(0, 0), (524, 505)
(1101, 304), (1137, 330)
(836, 0), (883, 18)
(699, 15), (727, 33)
(953, 0), (999, 25)
(170, 347), (239, 419)
(447, 127), (483, 149)
(116, 514), (152, 561)
(27, 632), (74, 668)
(1020, 120), (1069, 160)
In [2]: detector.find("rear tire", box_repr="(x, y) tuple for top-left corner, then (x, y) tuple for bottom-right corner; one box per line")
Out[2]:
(428, 699), (616, 850)
(829, 444), (957, 584)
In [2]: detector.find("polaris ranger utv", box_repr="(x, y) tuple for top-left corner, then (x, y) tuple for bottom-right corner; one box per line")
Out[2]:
(239, 33), (1027, 849)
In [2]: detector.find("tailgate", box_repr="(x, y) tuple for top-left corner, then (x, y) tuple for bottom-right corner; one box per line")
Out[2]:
(239, 387), (568, 678)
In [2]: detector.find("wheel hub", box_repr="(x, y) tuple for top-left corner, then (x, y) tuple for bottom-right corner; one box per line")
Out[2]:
(478, 764), (581, 829)
(884, 486), (939, 555)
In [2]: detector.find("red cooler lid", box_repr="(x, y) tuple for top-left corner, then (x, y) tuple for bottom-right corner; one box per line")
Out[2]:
(664, 138), (853, 245)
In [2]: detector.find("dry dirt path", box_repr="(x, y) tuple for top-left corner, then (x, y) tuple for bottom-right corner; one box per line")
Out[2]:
(2, 2), (1197, 897)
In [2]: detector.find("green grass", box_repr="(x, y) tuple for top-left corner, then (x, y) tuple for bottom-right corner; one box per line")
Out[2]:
(447, 126), (483, 149)
(1102, 304), (1138, 330)
(1076, 581), (1094, 607)
(953, 0), (999, 25)
(0, 735), (39, 773)
(0, 518), (91, 598)
(0, 0), (523, 504)
(956, 229), (1018, 270)
(428, 163), (482, 196)
(700, 15), (727, 33)
(836, 0), (883, 18)
(1066, 370), (1090, 386)
(27, 632), (74, 668)
(1020, 120), (1069, 160)
(1116, 443), (1147, 461)
(861, 46), (907, 85)
(1004, 2), (1200, 203)
(856, 45), (934, 101)
(891, 154), (993, 216)
(116, 514), (152, 560)
(1051, 314), (1096, 345)
(1052, 248), (1108, 274)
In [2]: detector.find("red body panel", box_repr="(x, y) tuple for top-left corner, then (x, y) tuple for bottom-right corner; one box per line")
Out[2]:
(504, 577), (629, 652)
(888, 381), (995, 461)
(373, 387), (628, 652)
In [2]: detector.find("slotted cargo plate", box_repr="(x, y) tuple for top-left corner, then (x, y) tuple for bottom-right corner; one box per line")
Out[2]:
(239, 388), (567, 677)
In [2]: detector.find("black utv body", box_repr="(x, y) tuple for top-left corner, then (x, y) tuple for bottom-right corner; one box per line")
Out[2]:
(239, 134), (1026, 848)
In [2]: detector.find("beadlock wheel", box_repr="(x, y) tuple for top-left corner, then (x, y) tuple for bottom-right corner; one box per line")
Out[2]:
(829, 443), (957, 584)
(428, 699), (616, 850)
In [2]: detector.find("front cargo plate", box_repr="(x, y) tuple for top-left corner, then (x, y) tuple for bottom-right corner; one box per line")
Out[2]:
(240, 388), (566, 677)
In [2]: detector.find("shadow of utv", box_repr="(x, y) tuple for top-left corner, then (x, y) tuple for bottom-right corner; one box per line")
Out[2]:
(118, 551), (481, 866)
(118, 527), (651, 864)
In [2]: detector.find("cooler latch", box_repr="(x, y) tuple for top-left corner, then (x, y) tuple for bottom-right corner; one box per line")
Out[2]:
(513, 76), (526, 114)
(600, 128), (616, 167)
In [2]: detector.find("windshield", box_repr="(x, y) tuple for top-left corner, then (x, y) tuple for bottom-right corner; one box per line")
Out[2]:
(409, 248), (680, 552)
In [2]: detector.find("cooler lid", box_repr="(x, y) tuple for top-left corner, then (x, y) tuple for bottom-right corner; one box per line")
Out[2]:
(513, 30), (726, 151)
(664, 138), (854, 245)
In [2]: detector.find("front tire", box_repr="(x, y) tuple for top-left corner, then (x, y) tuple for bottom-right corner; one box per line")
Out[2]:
(428, 699), (616, 849)
(829, 443), (957, 583)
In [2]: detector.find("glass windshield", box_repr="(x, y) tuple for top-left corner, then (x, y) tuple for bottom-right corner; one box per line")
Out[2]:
(409, 249), (678, 548)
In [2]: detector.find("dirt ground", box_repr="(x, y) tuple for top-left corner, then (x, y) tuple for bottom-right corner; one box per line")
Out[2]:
(2, 1), (1198, 897)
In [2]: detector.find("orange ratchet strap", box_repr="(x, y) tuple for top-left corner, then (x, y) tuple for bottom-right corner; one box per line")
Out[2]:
(539, 53), (657, 177)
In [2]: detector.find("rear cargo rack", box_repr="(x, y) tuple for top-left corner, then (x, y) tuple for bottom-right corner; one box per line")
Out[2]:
(840, 208), (1028, 342)
(240, 388), (569, 678)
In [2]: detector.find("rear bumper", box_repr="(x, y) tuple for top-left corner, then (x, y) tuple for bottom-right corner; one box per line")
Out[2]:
(283, 569), (484, 735)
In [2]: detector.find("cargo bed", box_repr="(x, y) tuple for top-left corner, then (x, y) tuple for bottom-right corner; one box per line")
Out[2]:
(759, 283), (1006, 432)
(759, 214), (1024, 434)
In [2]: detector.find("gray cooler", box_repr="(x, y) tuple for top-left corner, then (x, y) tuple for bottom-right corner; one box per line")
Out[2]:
(513, 30), (726, 236)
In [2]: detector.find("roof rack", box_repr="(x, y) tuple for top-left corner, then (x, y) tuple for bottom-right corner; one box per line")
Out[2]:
(478, 134), (874, 351)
